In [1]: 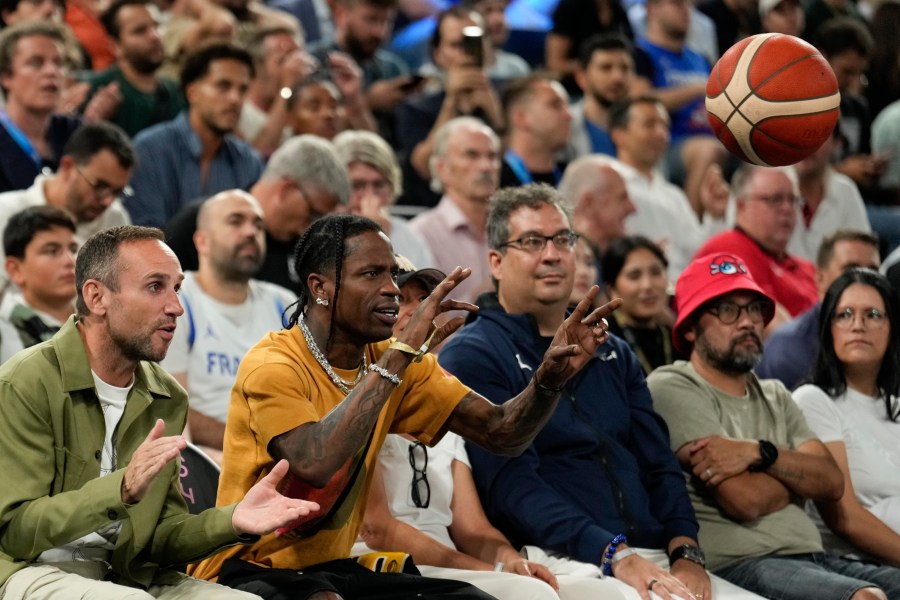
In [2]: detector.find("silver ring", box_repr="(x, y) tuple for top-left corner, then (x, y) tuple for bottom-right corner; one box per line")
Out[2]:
(705, 468), (713, 479)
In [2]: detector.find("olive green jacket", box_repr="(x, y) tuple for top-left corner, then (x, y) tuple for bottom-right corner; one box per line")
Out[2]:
(0, 317), (247, 588)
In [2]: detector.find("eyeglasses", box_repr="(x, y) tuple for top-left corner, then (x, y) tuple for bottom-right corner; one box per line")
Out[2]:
(498, 231), (579, 253)
(706, 300), (773, 324)
(408, 441), (430, 508)
(77, 166), (132, 200)
(831, 307), (887, 329)
(747, 193), (804, 209)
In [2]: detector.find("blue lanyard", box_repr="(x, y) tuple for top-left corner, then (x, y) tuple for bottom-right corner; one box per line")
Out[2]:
(504, 150), (561, 186)
(0, 110), (42, 169)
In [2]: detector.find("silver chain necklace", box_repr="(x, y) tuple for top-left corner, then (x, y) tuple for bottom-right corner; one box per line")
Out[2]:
(298, 313), (368, 395)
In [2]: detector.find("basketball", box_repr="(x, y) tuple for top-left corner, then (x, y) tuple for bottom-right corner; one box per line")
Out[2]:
(705, 33), (840, 166)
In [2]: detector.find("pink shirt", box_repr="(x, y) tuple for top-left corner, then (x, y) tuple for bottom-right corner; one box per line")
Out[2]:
(410, 197), (492, 304)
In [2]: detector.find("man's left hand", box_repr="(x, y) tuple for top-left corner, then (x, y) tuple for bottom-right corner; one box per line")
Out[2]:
(689, 436), (760, 487)
(670, 557), (711, 600)
(232, 459), (321, 536)
(536, 287), (622, 388)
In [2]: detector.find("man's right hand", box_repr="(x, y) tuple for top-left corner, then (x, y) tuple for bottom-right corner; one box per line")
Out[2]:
(445, 66), (490, 102)
(121, 419), (186, 505)
(612, 551), (694, 600)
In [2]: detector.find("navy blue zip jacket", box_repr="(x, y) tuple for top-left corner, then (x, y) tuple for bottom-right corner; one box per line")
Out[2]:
(438, 293), (698, 564)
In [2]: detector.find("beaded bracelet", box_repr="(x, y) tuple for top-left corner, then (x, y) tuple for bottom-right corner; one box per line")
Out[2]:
(369, 364), (402, 386)
(601, 533), (628, 576)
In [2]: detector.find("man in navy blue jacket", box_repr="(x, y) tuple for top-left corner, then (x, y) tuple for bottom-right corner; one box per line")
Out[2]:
(439, 183), (762, 600)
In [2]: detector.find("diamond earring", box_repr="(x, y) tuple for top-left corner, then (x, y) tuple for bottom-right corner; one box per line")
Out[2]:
(316, 297), (329, 306)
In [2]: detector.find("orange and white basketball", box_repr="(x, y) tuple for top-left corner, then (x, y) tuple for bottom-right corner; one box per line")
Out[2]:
(706, 33), (840, 166)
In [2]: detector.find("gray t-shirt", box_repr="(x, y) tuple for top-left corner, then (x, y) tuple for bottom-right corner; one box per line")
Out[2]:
(648, 361), (823, 571)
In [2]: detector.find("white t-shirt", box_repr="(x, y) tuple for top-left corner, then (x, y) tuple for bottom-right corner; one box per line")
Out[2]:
(352, 433), (468, 554)
(793, 384), (900, 551)
(617, 161), (728, 280)
(160, 272), (296, 423)
(787, 170), (871, 263)
(37, 371), (131, 564)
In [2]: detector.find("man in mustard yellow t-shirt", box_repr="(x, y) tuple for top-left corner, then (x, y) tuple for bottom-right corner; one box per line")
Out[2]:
(191, 209), (621, 599)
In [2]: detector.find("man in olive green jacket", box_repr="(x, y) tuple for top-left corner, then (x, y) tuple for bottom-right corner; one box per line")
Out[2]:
(0, 225), (319, 599)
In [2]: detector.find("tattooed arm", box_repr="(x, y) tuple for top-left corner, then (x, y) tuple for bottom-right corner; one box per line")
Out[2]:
(269, 267), (477, 487)
(444, 292), (623, 456)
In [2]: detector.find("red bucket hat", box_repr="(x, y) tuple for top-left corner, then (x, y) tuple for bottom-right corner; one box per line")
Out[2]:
(672, 253), (775, 354)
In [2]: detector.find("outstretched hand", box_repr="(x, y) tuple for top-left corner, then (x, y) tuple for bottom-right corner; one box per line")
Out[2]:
(394, 266), (478, 353)
(232, 460), (321, 536)
(536, 287), (622, 388)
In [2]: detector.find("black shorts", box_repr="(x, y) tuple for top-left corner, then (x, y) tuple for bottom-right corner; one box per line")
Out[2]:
(217, 557), (497, 600)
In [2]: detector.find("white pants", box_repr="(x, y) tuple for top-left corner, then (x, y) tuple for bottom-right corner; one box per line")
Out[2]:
(0, 562), (259, 600)
(523, 547), (767, 600)
(418, 564), (628, 600)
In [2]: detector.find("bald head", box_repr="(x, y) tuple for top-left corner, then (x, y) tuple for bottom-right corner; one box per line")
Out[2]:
(559, 156), (635, 252)
(194, 189), (266, 283)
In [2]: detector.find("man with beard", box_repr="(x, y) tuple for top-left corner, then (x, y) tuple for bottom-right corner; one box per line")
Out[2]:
(161, 190), (296, 463)
(0, 224), (321, 598)
(693, 164), (818, 332)
(81, 0), (185, 138)
(124, 43), (263, 229)
(566, 34), (634, 158)
(0, 122), (133, 290)
(648, 253), (900, 600)
(410, 117), (500, 304)
(310, 0), (412, 119)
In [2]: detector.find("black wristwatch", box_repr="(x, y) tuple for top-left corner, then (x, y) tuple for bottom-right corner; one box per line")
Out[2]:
(669, 544), (706, 568)
(748, 439), (779, 472)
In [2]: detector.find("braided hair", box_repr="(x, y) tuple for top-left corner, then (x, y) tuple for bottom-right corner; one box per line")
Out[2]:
(287, 214), (382, 351)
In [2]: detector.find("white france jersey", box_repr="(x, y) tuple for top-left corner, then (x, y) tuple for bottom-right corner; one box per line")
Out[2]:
(161, 272), (296, 423)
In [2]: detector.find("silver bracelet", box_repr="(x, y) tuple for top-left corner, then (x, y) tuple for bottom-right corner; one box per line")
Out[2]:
(610, 547), (638, 565)
(369, 363), (402, 386)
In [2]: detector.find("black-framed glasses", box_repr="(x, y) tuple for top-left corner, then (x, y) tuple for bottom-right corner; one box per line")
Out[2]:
(498, 231), (579, 253)
(706, 299), (774, 324)
(831, 306), (888, 329)
(76, 166), (132, 200)
(408, 441), (430, 508)
(747, 193), (804, 209)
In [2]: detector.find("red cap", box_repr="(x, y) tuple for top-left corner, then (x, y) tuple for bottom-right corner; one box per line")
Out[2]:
(673, 253), (775, 354)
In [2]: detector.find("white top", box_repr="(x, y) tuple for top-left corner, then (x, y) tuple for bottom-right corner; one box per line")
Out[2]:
(0, 291), (64, 363)
(617, 160), (728, 280)
(0, 174), (131, 288)
(352, 432), (469, 555)
(793, 384), (900, 551)
(787, 169), (871, 263)
(37, 371), (131, 564)
(160, 272), (296, 423)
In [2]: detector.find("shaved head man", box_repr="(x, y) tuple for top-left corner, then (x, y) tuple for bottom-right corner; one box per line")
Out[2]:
(161, 189), (297, 462)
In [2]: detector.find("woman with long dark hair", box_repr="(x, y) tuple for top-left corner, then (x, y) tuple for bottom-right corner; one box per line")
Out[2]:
(793, 268), (900, 565)
(601, 235), (684, 375)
